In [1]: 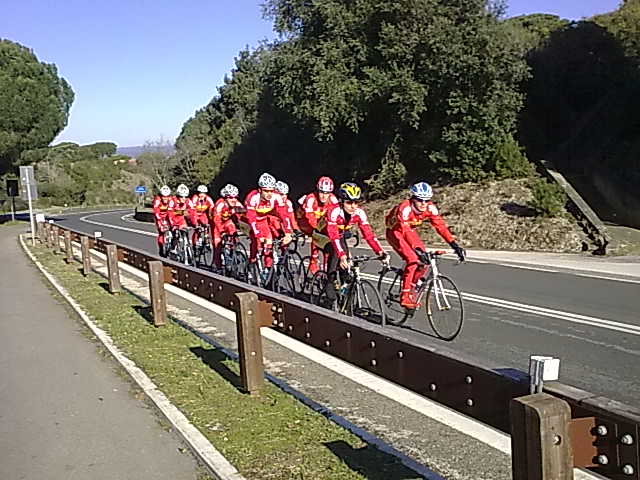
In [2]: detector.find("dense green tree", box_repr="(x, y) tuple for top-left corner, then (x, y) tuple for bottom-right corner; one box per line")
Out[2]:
(263, 0), (529, 181)
(0, 39), (74, 174)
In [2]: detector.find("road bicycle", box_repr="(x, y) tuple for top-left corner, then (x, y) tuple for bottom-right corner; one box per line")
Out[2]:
(309, 255), (386, 325)
(247, 236), (301, 295)
(170, 228), (194, 266)
(377, 249), (464, 340)
(159, 227), (173, 258)
(219, 233), (248, 281)
(192, 224), (213, 268)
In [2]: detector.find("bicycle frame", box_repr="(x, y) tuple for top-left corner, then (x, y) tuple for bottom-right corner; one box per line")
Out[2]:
(415, 252), (453, 312)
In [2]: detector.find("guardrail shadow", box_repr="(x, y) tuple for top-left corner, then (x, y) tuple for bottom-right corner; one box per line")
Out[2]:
(190, 346), (243, 391)
(324, 440), (430, 480)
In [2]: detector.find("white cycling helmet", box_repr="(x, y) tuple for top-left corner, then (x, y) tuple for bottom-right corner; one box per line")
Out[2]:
(176, 184), (189, 198)
(275, 180), (289, 195)
(258, 172), (277, 189)
(316, 176), (334, 193)
(159, 185), (171, 196)
(409, 182), (433, 201)
(220, 184), (239, 198)
(197, 184), (208, 193)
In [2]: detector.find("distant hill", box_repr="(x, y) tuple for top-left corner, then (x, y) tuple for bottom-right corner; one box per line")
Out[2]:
(116, 145), (175, 158)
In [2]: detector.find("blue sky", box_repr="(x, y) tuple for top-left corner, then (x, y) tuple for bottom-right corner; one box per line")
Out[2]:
(0, 0), (622, 148)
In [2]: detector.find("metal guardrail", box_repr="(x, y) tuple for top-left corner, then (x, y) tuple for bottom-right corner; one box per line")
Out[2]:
(43, 221), (639, 479)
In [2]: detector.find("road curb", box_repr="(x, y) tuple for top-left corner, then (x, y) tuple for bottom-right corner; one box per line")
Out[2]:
(19, 235), (246, 480)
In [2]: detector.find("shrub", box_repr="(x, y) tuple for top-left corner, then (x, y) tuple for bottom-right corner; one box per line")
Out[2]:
(364, 145), (407, 200)
(492, 134), (536, 179)
(528, 177), (567, 217)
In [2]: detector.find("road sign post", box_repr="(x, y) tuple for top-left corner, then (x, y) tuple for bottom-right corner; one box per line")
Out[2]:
(135, 185), (147, 206)
(19, 166), (37, 246)
(6, 179), (18, 221)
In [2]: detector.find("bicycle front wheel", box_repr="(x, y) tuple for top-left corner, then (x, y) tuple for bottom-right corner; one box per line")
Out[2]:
(308, 271), (333, 310)
(424, 275), (464, 341)
(377, 268), (406, 326)
(352, 279), (386, 325)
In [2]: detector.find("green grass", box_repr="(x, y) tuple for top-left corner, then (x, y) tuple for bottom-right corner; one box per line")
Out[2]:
(28, 242), (415, 480)
(0, 220), (23, 227)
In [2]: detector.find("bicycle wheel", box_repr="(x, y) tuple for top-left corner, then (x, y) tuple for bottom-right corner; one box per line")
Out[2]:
(161, 231), (172, 258)
(271, 265), (297, 296)
(308, 271), (333, 310)
(423, 275), (464, 341)
(284, 251), (304, 295)
(184, 234), (195, 266)
(231, 249), (248, 282)
(377, 268), (407, 326)
(352, 279), (386, 325)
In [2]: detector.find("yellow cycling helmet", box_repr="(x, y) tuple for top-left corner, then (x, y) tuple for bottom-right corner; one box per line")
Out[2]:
(338, 182), (362, 201)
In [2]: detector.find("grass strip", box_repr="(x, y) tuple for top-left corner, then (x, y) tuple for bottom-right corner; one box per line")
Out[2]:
(29, 243), (416, 480)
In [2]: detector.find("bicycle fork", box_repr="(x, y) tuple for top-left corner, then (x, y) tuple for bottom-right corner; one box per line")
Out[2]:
(428, 258), (452, 311)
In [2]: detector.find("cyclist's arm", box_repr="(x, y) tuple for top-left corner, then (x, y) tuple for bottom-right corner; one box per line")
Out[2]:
(326, 210), (347, 258)
(302, 195), (319, 229)
(244, 197), (261, 236)
(275, 198), (293, 234)
(355, 210), (383, 255)
(426, 204), (455, 244)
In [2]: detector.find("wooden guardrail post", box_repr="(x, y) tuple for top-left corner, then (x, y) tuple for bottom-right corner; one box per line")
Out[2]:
(106, 244), (121, 294)
(234, 292), (267, 395)
(148, 261), (166, 327)
(81, 236), (91, 276)
(48, 224), (56, 250)
(42, 223), (50, 246)
(64, 230), (73, 263)
(510, 393), (573, 480)
(53, 226), (60, 251)
(37, 221), (45, 243)
(58, 228), (66, 254)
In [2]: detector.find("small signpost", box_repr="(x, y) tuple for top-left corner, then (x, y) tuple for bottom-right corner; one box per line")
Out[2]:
(5, 179), (19, 221)
(135, 185), (147, 206)
(19, 166), (38, 246)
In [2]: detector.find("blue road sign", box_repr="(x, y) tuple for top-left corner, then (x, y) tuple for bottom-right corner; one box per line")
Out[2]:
(135, 185), (147, 194)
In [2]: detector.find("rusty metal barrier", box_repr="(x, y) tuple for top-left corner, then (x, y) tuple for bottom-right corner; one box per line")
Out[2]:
(48, 222), (640, 479)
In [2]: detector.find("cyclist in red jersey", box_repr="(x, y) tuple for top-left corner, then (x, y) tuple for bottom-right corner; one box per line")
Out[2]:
(168, 183), (195, 235)
(385, 181), (465, 309)
(319, 182), (389, 305)
(152, 185), (174, 256)
(211, 184), (244, 269)
(244, 173), (292, 268)
(296, 176), (338, 273)
(269, 180), (299, 238)
(190, 184), (215, 247)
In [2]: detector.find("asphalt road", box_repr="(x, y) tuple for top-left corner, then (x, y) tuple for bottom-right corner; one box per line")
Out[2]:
(52, 209), (640, 407)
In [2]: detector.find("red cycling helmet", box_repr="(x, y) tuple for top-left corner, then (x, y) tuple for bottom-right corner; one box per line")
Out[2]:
(316, 176), (334, 193)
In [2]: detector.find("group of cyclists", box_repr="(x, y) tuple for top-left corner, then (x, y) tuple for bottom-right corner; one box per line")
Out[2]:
(152, 173), (466, 310)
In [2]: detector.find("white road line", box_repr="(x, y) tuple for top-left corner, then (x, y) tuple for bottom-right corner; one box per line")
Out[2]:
(80, 212), (156, 237)
(366, 272), (640, 336)
(575, 273), (640, 285)
(496, 263), (558, 273)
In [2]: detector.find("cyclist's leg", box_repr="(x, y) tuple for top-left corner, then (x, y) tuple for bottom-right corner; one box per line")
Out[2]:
(324, 237), (347, 303)
(386, 229), (420, 307)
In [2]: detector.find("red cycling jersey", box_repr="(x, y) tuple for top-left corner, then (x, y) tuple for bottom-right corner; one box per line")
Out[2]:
(321, 203), (383, 258)
(244, 189), (292, 236)
(296, 192), (339, 231)
(168, 197), (194, 229)
(385, 199), (454, 244)
(270, 196), (299, 233)
(211, 197), (243, 231)
(191, 193), (214, 224)
(152, 195), (173, 230)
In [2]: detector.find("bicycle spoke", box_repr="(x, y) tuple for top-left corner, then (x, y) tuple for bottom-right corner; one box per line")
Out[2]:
(425, 275), (464, 341)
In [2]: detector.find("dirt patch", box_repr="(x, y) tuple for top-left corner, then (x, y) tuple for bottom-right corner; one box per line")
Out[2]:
(366, 179), (587, 253)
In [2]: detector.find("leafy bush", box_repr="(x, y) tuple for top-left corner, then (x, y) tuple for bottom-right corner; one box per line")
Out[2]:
(528, 177), (567, 217)
(364, 145), (407, 200)
(492, 134), (536, 179)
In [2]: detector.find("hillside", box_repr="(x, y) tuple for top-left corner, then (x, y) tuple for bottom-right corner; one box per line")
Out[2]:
(116, 145), (174, 158)
(366, 179), (586, 253)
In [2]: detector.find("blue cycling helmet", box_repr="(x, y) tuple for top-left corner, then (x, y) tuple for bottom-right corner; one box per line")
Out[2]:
(410, 182), (433, 201)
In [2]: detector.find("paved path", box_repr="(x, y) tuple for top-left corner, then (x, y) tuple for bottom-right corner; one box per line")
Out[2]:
(0, 225), (203, 480)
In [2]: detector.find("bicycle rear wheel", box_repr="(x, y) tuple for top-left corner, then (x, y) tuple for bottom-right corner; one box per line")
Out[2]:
(352, 279), (386, 325)
(284, 251), (304, 295)
(423, 275), (464, 341)
(231, 249), (248, 281)
(377, 269), (406, 326)
(308, 271), (333, 310)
